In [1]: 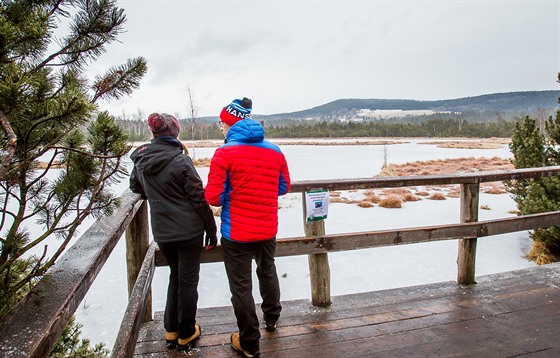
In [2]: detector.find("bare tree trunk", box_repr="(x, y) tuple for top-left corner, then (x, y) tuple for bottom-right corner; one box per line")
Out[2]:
(0, 111), (17, 180)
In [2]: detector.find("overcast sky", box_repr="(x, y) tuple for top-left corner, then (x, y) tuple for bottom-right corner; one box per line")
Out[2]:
(88, 0), (559, 118)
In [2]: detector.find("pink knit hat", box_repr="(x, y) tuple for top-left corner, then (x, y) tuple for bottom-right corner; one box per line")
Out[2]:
(147, 113), (180, 138)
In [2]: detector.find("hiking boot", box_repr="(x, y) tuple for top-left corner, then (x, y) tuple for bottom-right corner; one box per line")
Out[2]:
(165, 331), (178, 349)
(265, 320), (277, 332)
(230, 331), (260, 357)
(264, 314), (278, 332)
(177, 324), (201, 351)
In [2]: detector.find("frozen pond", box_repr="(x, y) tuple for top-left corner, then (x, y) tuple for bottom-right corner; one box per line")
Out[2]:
(68, 138), (534, 347)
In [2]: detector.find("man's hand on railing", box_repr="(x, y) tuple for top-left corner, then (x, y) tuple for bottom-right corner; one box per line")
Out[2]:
(205, 234), (217, 250)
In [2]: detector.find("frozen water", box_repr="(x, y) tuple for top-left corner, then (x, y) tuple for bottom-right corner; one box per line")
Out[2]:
(68, 139), (535, 347)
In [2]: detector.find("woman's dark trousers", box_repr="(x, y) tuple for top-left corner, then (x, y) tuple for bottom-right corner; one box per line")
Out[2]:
(158, 236), (203, 339)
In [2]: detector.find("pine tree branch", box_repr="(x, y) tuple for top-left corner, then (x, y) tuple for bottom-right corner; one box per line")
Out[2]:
(1, 197), (72, 273)
(91, 57), (147, 102)
(10, 245), (49, 295)
(48, 145), (124, 159)
(25, 149), (62, 191)
(32, 1), (126, 73)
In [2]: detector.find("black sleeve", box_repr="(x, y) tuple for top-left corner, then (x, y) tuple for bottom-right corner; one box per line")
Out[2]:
(182, 156), (217, 236)
(129, 166), (147, 199)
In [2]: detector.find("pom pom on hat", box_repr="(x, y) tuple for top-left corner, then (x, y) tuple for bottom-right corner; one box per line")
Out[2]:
(147, 113), (180, 138)
(220, 97), (252, 126)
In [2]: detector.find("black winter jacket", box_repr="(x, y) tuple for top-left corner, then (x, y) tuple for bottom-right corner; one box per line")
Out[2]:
(129, 137), (217, 243)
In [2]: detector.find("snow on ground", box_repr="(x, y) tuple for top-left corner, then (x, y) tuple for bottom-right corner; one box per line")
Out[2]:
(69, 139), (536, 347)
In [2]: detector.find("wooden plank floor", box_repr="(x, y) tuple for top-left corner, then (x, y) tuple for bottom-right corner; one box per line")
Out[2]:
(134, 262), (560, 357)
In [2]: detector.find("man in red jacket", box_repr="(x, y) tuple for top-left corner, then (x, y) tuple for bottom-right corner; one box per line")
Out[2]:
(205, 97), (291, 358)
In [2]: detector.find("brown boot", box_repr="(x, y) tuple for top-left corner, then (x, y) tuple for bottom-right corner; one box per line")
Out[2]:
(165, 331), (178, 349)
(230, 331), (260, 357)
(177, 324), (201, 351)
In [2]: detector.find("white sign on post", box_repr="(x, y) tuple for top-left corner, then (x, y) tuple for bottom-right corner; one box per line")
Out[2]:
(305, 189), (329, 221)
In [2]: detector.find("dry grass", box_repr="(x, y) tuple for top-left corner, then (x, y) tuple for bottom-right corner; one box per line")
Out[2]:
(192, 157), (212, 167)
(377, 157), (513, 177)
(419, 141), (503, 149)
(483, 184), (507, 194)
(357, 200), (375, 208)
(447, 188), (461, 198)
(379, 195), (403, 208)
(402, 193), (420, 202)
(330, 197), (349, 204)
(271, 140), (407, 146)
(527, 240), (556, 265)
(383, 188), (411, 196)
(428, 192), (446, 200)
(364, 194), (381, 203)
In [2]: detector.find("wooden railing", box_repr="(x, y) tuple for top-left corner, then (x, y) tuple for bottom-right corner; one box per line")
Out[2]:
(2, 166), (560, 357)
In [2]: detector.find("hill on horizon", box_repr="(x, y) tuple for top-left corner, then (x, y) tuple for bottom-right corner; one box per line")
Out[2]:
(250, 90), (560, 122)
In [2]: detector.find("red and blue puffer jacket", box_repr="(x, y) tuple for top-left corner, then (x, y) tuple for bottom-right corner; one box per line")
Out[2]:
(205, 119), (291, 243)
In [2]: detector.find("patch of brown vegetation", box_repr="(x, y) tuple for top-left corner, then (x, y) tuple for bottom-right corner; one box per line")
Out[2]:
(192, 157), (212, 167)
(379, 195), (403, 208)
(383, 188), (411, 196)
(428, 192), (446, 200)
(363, 191), (381, 203)
(330, 197), (359, 204)
(420, 141), (503, 149)
(447, 188), (461, 198)
(272, 140), (407, 146)
(483, 184), (507, 194)
(527, 240), (556, 265)
(377, 157), (513, 177)
(402, 193), (420, 202)
(357, 200), (375, 208)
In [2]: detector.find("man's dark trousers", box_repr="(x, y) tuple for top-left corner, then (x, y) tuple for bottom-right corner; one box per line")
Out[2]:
(222, 237), (282, 350)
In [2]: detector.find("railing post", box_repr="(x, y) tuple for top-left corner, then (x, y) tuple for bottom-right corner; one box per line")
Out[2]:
(125, 200), (152, 322)
(302, 193), (331, 307)
(457, 182), (479, 285)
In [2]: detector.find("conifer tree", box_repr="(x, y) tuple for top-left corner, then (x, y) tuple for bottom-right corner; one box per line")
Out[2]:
(508, 74), (560, 263)
(0, 0), (147, 349)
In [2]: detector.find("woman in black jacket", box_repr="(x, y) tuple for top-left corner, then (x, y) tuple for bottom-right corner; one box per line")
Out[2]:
(129, 113), (217, 351)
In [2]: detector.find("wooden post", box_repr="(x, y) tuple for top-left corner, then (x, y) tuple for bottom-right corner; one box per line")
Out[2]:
(457, 182), (479, 285)
(303, 193), (331, 307)
(125, 200), (152, 322)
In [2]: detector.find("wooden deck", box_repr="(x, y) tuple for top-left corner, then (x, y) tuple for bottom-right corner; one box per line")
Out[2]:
(134, 263), (560, 357)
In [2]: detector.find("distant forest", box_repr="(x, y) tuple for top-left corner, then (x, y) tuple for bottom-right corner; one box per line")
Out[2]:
(119, 117), (519, 141)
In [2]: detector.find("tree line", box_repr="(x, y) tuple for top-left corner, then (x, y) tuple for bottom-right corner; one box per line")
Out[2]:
(118, 117), (518, 141)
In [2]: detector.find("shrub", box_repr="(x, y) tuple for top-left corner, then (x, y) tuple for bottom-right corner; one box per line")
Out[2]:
(527, 240), (556, 265)
(357, 201), (375, 208)
(379, 195), (403, 208)
(428, 192), (446, 200)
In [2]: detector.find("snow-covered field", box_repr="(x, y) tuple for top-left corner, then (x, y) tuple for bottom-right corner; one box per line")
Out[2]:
(71, 138), (535, 347)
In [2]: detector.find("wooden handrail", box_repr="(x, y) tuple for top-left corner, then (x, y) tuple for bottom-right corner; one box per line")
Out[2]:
(111, 241), (157, 358)
(289, 166), (560, 192)
(153, 211), (560, 265)
(0, 190), (143, 358)
(2, 165), (560, 357)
